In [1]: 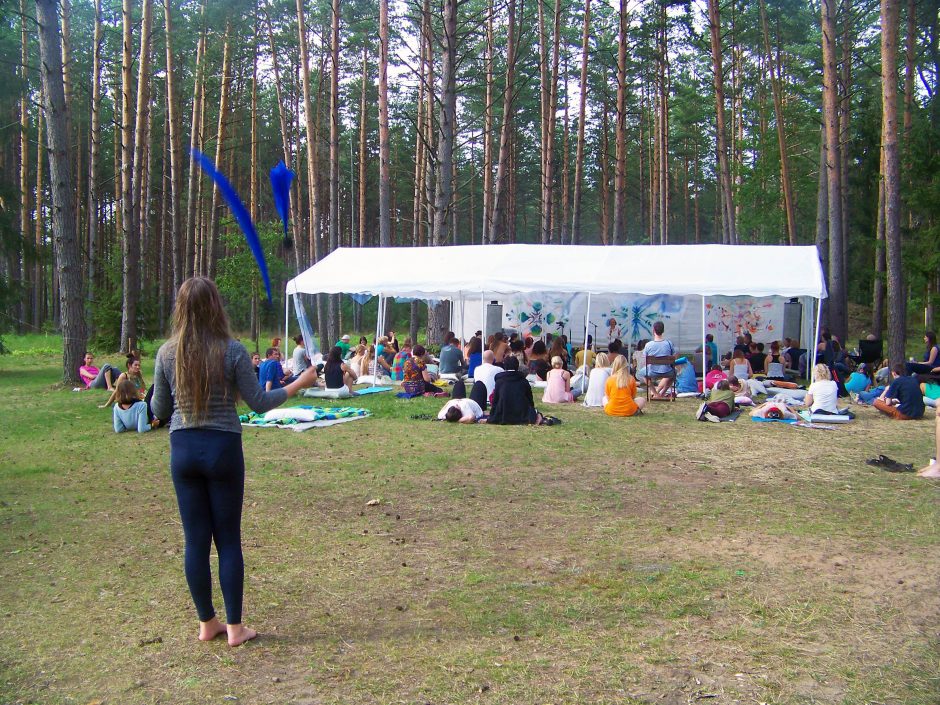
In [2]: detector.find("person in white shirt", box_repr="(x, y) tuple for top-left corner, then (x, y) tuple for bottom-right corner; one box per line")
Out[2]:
(472, 350), (501, 400)
(438, 398), (484, 423)
(804, 363), (839, 413)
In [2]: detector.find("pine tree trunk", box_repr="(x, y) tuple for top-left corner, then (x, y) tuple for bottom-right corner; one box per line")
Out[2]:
(133, 0), (153, 307)
(206, 22), (231, 281)
(264, 9), (302, 258)
(599, 101), (610, 245)
(19, 0), (30, 332)
(881, 0), (905, 364)
(328, 0), (341, 343)
(821, 0), (846, 341)
(359, 46), (368, 247)
(34, 93), (45, 330)
(759, 0), (796, 245)
(707, 0), (736, 245)
(571, 0), (591, 245)
(163, 0), (183, 299)
(36, 0), (86, 384)
(815, 128), (829, 325)
(378, 0), (391, 247)
(482, 0), (494, 244)
(489, 0), (517, 244)
(873, 171), (886, 338)
(432, 0), (457, 250)
(613, 0), (628, 245)
(183, 0), (206, 279)
(119, 0), (137, 352)
(86, 0), (102, 326)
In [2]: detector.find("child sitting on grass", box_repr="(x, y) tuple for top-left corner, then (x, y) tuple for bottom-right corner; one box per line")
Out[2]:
(696, 379), (736, 422)
(112, 379), (153, 433)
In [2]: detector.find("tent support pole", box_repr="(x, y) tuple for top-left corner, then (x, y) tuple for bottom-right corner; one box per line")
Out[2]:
(810, 296), (822, 382)
(481, 291), (487, 351)
(581, 292), (592, 394)
(701, 295), (707, 380)
(375, 294), (384, 376)
(284, 290), (290, 361)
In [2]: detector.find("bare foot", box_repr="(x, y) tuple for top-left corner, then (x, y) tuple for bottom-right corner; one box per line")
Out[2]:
(227, 623), (257, 647)
(198, 617), (227, 641)
(917, 463), (940, 478)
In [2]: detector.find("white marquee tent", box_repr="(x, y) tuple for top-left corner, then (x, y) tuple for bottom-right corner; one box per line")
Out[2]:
(285, 244), (828, 373)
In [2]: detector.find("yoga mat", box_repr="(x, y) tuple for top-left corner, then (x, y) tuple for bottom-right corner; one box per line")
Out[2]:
(355, 386), (393, 396)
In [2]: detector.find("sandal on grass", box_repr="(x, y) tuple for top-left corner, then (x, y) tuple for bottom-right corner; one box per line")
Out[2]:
(865, 455), (915, 473)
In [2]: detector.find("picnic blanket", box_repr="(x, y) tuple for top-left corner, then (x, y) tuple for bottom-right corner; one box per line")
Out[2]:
(751, 416), (838, 430)
(240, 406), (370, 431)
(355, 386), (393, 396)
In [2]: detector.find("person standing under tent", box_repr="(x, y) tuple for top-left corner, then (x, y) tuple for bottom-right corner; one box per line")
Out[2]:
(151, 277), (318, 647)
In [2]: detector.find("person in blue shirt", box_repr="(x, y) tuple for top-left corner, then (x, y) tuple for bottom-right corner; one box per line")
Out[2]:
(705, 334), (719, 370)
(674, 357), (699, 394)
(873, 363), (925, 420)
(258, 347), (287, 391)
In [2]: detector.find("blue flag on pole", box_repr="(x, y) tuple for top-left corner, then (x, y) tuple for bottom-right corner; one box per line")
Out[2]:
(269, 161), (295, 249)
(191, 149), (273, 302)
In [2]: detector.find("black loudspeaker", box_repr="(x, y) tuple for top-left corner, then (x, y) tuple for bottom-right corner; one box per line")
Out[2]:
(486, 302), (503, 336)
(783, 300), (802, 342)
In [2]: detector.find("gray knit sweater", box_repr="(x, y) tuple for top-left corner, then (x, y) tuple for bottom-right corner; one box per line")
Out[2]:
(152, 339), (288, 434)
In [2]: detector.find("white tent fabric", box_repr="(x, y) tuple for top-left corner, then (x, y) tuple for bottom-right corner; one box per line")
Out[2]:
(286, 244), (828, 300)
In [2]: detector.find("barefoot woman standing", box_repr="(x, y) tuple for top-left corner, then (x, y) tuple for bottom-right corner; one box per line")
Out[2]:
(152, 278), (318, 646)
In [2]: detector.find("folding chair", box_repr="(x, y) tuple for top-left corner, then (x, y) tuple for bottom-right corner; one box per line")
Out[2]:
(645, 355), (677, 401)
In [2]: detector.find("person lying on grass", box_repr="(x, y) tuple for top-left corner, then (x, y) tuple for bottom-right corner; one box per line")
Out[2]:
(438, 398), (485, 423)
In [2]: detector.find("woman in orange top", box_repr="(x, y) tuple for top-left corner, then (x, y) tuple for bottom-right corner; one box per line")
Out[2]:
(604, 355), (647, 417)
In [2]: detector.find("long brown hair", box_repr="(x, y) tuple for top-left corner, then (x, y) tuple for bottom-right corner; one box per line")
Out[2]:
(169, 277), (232, 424)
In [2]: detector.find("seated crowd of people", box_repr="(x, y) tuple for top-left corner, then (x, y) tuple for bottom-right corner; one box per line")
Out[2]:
(81, 319), (940, 442)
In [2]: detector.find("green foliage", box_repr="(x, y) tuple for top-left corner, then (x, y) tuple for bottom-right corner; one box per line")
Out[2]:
(89, 252), (159, 352)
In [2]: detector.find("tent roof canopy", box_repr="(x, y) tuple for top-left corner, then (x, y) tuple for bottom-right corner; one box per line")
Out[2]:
(286, 244), (828, 300)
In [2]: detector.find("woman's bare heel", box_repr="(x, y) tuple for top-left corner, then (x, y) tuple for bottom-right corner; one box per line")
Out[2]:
(227, 623), (257, 647)
(198, 616), (227, 642)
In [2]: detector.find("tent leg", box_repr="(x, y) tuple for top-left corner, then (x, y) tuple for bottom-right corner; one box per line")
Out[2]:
(701, 295), (707, 378)
(810, 297), (822, 382)
(581, 292), (592, 394)
(481, 292), (487, 350)
(284, 291), (290, 361)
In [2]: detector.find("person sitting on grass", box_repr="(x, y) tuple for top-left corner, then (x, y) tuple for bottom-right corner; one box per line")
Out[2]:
(401, 345), (439, 395)
(604, 355), (646, 418)
(803, 363), (841, 414)
(488, 357), (547, 425)
(527, 340), (551, 381)
(582, 353), (612, 408)
(112, 379), (154, 433)
(363, 344), (392, 378)
(79, 352), (118, 391)
(258, 347), (289, 391)
(873, 363), (925, 420)
(438, 398), (485, 424)
(101, 354), (147, 406)
(696, 379), (736, 422)
(438, 332), (466, 375)
(391, 339), (414, 381)
(542, 356), (577, 403)
(674, 357), (699, 395)
(323, 345), (358, 394)
(704, 364), (728, 391)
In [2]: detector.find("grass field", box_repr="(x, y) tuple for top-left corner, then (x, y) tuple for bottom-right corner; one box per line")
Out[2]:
(1, 334), (938, 705)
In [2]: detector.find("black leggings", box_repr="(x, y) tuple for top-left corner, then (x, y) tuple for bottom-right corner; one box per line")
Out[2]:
(170, 429), (245, 624)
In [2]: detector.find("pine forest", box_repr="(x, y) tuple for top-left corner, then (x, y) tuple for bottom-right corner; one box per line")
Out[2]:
(2, 0), (939, 384)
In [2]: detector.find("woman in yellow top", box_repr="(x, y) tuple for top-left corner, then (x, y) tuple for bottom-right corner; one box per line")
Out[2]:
(604, 355), (647, 417)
